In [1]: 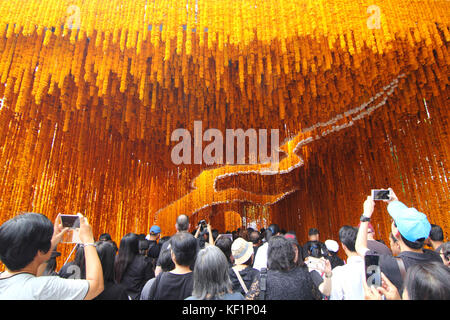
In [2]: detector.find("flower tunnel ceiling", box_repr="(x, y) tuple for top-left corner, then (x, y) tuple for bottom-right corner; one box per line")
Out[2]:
(0, 0), (449, 247)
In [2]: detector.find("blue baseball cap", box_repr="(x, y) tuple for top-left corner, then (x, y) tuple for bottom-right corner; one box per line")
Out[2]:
(150, 225), (161, 234)
(387, 201), (431, 242)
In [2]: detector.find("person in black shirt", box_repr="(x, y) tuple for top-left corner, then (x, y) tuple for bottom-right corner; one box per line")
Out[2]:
(426, 224), (445, 253)
(302, 228), (327, 261)
(94, 241), (128, 300)
(146, 225), (162, 260)
(154, 215), (192, 276)
(229, 237), (259, 295)
(356, 188), (443, 294)
(148, 232), (197, 300)
(246, 236), (322, 300)
(324, 239), (345, 269)
(215, 236), (233, 267)
(114, 233), (154, 300)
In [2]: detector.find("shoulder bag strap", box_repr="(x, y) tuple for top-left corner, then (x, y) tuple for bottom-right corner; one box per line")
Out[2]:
(395, 257), (406, 282)
(259, 268), (267, 300)
(232, 267), (248, 294)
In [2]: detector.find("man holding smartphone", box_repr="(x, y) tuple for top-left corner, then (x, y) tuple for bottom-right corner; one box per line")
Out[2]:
(355, 188), (443, 294)
(0, 212), (104, 300)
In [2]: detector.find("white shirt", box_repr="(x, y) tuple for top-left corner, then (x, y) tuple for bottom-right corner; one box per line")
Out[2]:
(0, 273), (89, 300)
(253, 242), (268, 271)
(330, 255), (365, 300)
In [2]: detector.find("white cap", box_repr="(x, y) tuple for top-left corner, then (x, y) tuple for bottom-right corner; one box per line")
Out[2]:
(325, 239), (339, 253)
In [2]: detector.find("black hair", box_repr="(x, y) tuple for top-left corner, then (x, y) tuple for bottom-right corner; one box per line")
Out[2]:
(404, 262), (450, 300)
(214, 236), (233, 264)
(265, 224), (280, 242)
(95, 241), (117, 282)
(305, 240), (328, 258)
(211, 229), (219, 242)
(115, 233), (139, 283)
(284, 232), (304, 267)
(308, 228), (319, 236)
(99, 233), (112, 241)
(429, 224), (444, 242)
(42, 255), (58, 276)
(138, 239), (150, 253)
(0, 212), (54, 271)
(267, 236), (296, 272)
(170, 232), (198, 267)
(338, 225), (358, 252)
(267, 224), (280, 236)
(158, 247), (176, 272)
(73, 244), (86, 279)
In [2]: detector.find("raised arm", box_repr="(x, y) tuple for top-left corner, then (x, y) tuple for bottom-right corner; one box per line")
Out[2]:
(355, 196), (375, 256)
(77, 214), (104, 300)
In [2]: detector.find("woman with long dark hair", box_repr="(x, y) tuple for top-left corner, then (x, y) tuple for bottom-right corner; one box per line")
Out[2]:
(94, 241), (128, 300)
(115, 233), (154, 300)
(246, 236), (322, 300)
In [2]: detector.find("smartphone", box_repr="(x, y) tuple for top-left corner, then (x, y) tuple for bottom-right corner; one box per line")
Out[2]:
(306, 258), (325, 271)
(59, 214), (80, 229)
(365, 254), (382, 287)
(371, 189), (391, 201)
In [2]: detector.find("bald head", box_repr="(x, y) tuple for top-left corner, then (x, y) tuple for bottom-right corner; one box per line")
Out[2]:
(176, 214), (189, 232)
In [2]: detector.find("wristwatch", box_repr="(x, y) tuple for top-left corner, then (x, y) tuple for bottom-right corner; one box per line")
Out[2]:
(360, 215), (371, 222)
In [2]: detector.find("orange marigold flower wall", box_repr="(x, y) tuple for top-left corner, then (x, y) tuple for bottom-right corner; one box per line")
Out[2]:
(0, 0), (448, 268)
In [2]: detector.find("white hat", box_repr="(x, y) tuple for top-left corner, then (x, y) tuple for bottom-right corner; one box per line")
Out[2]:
(325, 239), (339, 253)
(231, 237), (254, 265)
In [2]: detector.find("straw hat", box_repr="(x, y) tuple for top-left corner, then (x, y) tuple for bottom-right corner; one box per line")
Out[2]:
(231, 237), (254, 265)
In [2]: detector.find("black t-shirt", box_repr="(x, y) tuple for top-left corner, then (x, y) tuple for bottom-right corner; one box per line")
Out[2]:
(147, 240), (161, 259)
(327, 253), (345, 269)
(120, 255), (155, 300)
(367, 240), (392, 256)
(309, 269), (324, 288)
(229, 266), (260, 295)
(148, 271), (194, 300)
(367, 248), (443, 293)
(94, 280), (129, 300)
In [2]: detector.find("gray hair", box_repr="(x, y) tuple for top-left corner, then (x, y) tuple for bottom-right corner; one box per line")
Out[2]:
(191, 245), (232, 300)
(176, 214), (189, 232)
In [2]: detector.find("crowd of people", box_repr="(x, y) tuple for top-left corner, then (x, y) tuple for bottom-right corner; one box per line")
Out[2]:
(0, 188), (448, 300)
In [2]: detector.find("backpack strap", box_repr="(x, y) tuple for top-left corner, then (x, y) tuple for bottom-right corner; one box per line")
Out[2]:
(232, 267), (248, 294)
(395, 257), (406, 282)
(259, 268), (267, 300)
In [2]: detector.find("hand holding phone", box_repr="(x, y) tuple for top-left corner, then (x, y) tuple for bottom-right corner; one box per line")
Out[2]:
(77, 213), (95, 244)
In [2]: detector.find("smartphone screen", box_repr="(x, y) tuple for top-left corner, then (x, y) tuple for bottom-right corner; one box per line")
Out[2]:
(372, 189), (390, 201)
(365, 254), (382, 287)
(60, 215), (80, 229)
